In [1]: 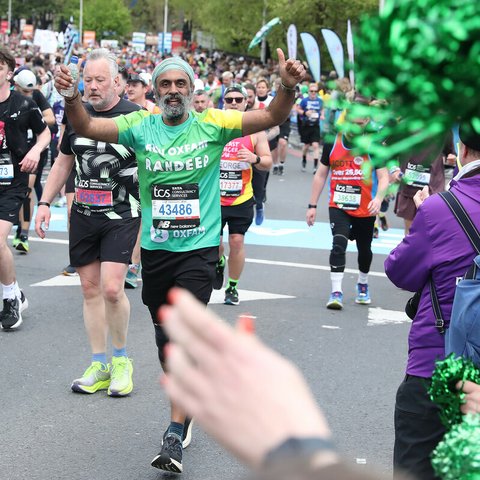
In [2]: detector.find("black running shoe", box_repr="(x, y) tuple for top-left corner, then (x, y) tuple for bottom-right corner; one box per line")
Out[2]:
(213, 256), (225, 290)
(379, 215), (389, 231)
(162, 417), (194, 449)
(151, 433), (183, 473)
(224, 286), (239, 305)
(0, 297), (22, 330)
(63, 264), (78, 276)
(278, 164), (284, 175)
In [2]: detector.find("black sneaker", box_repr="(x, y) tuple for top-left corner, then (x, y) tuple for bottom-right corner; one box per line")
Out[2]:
(272, 165), (279, 175)
(278, 164), (284, 175)
(0, 297), (22, 330)
(162, 417), (194, 449)
(379, 215), (389, 231)
(63, 264), (78, 276)
(151, 433), (183, 473)
(20, 290), (28, 314)
(224, 286), (239, 306)
(301, 159), (306, 172)
(212, 256), (225, 290)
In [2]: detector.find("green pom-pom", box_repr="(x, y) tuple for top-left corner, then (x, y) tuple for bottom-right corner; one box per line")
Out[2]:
(432, 415), (480, 480)
(345, 0), (480, 165)
(429, 354), (480, 430)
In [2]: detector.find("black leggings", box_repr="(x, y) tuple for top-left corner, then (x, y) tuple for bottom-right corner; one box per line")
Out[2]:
(251, 166), (268, 209)
(328, 207), (375, 274)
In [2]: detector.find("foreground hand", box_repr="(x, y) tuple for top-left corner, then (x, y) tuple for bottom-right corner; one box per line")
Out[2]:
(277, 48), (306, 89)
(457, 380), (480, 415)
(413, 185), (429, 209)
(161, 288), (331, 468)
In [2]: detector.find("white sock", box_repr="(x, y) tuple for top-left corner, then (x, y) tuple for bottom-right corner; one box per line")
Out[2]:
(331, 272), (344, 293)
(358, 272), (368, 285)
(2, 282), (16, 300)
(14, 281), (21, 298)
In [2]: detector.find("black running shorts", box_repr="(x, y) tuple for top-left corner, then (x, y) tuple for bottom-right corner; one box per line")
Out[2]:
(141, 246), (218, 323)
(0, 187), (28, 224)
(69, 209), (140, 267)
(220, 198), (254, 236)
(279, 120), (291, 141)
(300, 124), (321, 144)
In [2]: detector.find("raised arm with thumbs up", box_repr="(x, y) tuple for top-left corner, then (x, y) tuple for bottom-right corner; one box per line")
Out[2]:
(243, 48), (306, 136)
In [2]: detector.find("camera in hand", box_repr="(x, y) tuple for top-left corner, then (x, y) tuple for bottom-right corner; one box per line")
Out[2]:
(405, 290), (421, 320)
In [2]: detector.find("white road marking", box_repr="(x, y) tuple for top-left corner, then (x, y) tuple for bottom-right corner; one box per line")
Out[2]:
(32, 275), (81, 287)
(31, 276), (295, 304)
(9, 235), (68, 245)
(13, 236), (390, 278)
(367, 307), (412, 326)
(356, 458), (367, 464)
(245, 258), (388, 278)
(207, 289), (294, 304)
(321, 325), (341, 329)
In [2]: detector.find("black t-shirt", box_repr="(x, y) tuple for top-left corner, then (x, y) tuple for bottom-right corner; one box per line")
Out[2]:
(60, 98), (142, 219)
(0, 91), (46, 189)
(32, 89), (51, 113)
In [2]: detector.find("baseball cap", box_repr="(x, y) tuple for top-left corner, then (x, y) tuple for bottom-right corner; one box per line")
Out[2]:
(14, 69), (37, 90)
(127, 73), (147, 86)
(139, 72), (152, 85)
(224, 84), (248, 98)
(459, 122), (480, 151)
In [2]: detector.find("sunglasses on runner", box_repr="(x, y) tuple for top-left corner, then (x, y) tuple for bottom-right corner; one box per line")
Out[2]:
(224, 97), (244, 104)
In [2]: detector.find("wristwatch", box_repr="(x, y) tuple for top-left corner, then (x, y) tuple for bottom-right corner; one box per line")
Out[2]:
(264, 437), (336, 466)
(255, 156), (261, 164)
(308, 204), (317, 209)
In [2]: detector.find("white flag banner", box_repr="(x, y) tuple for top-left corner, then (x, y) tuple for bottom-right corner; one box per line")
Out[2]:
(321, 29), (345, 78)
(300, 32), (321, 82)
(287, 24), (297, 59)
(347, 20), (355, 87)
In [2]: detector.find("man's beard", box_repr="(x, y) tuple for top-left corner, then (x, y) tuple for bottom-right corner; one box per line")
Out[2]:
(159, 92), (193, 121)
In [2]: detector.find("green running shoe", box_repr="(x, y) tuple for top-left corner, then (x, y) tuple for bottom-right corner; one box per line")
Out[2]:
(108, 356), (133, 397)
(71, 361), (111, 394)
(15, 235), (29, 254)
(11, 237), (20, 248)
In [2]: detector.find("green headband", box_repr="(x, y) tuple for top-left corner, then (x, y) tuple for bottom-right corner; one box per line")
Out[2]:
(152, 57), (195, 89)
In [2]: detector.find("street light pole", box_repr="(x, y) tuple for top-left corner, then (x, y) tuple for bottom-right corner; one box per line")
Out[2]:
(162, 0), (168, 54)
(260, 0), (267, 64)
(7, 0), (11, 34)
(79, 0), (83, 45)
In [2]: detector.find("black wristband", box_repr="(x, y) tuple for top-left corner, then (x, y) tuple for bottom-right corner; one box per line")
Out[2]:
(255, 156), (261, 164)
(308, 204), (317, 209)
(280, 81), (296, 93)
(264, 437), (336, 466)
(38, 201), (51, 208)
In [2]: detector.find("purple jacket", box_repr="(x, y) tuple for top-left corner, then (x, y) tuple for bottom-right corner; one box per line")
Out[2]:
(385, 173), (480, 377)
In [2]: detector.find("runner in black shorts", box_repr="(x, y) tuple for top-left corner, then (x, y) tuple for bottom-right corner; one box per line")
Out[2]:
(276, 118), (291, 175)
(0, 48), (50, 331)
(54, 51), (304, 473)
(214, 85), (272, 305)
(297, 83), (322, 173)
(36, 48), (141, 398)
